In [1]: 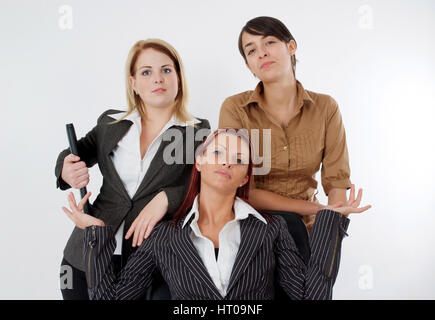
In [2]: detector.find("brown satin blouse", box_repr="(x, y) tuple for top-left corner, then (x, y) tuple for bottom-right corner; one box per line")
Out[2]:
(218, 80), (351, 202)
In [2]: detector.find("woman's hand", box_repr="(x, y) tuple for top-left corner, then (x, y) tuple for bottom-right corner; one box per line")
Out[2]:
(62, 192), (104, 229)
(125, 191), (168, 247)
(325, 184), (371, 217)
(61, 154), (90, 189)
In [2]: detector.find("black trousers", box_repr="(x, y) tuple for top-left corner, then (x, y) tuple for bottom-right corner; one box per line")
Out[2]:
(264, 210), (311, 301)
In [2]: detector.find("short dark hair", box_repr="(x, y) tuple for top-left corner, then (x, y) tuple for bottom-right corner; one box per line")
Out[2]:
(238, 16), (297, 75)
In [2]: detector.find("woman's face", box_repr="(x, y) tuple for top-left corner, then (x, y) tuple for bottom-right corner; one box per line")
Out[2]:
(241, 32), (296, 83)
(196, 133), (250, 196)
(130, 48), (179, 110)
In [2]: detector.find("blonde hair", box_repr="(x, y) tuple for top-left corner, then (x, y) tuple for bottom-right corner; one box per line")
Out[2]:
(118, 38), (192, 123)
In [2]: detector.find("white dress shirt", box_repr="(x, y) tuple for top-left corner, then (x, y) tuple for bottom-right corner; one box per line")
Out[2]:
(182, 195), (267, 297)
(109, 109), (199, 254)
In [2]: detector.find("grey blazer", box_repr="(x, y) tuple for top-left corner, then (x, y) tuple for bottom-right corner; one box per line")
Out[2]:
(55, 109), (210, 271)
(83, 209), (350, 300)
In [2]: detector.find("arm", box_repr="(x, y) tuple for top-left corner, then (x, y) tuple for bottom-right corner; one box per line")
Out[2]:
(275, 209), (350, 300)
(276, 185), (370, 299)
(321, 98), (351, 198)
(61, 192), (156, 300)
(84, 224), (157, 300)
(220, 101), (323, 215)
(249, 188), (323, 215)
(328, 188), (347, 205)
(55, 112), (104, 190)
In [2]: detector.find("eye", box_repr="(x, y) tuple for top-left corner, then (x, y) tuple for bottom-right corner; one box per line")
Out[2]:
(247, 49), (255, 56)
(141, 70), (151, 76)
(162, 68), (172, 74)
(266, 40), (276, 45)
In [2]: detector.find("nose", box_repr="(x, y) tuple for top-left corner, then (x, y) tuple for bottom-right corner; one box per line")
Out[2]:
(221, 155), (232, 168)
(153, 73), (164, 84)
(257, 45), (268, 59)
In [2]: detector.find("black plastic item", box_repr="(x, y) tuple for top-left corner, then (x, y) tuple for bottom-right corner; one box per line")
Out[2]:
(66, 123), (90, 214)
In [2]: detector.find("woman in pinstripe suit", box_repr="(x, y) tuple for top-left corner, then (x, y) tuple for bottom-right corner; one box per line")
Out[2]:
(62, 129), (371, 300)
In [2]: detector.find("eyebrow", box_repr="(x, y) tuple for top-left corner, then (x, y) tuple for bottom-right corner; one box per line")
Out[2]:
(216, 144), (245, 156)
(138, 64), (172, 70)
(244, 35), (272, 48)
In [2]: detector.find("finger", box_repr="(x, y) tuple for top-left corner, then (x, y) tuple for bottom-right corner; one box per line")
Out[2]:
(144, 220), (156, 239)
(132, 221), (143, 247)
(351, 205), (372, 214)
(72, 161), (87, 170)
(76, 171), (90, 182)
(74, 167), (89, 177)
(67, 192), (79, 212)
(354, 188), (363, 207)
(65, 154), (80, 163)
(77, 192), (92, 211)
(348, 184), (355, 203)
(76, 179), (90, 189)
(137, 220), (151, 246)
(125, 220), (137, 240)
(62, 206), (75, 221)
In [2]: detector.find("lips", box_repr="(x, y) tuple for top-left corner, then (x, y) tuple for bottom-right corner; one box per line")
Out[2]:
(260, 61), (274, 69)
(214, 170), (231, 179)
(152, 88), (167, 93)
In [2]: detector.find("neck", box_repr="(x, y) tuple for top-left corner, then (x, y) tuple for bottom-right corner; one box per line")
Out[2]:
(197, 184), (235, 227)
(142, 103), (174, 127)
(262, 74), (297, 112)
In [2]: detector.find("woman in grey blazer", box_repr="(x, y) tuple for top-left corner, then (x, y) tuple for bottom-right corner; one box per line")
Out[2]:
(62, 129), (370, 300)
(56, 38), (210, 299)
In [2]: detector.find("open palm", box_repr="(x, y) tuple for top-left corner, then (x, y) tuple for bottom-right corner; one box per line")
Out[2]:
(327, 184), (372, 217)
(62, 192), (104, 229)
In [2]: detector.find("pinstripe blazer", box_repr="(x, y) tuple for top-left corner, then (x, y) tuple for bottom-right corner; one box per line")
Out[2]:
(83, 208), (350, 300)
(55, 109), (210, 271)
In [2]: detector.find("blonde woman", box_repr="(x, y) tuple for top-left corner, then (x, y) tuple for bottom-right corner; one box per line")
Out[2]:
(55, 39), (210, 299)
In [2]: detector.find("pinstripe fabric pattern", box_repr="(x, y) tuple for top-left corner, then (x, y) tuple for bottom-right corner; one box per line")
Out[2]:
(84, 209), (350, 300)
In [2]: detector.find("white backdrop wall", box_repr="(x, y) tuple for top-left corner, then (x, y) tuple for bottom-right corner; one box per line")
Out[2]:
(1, 0), (434, 299)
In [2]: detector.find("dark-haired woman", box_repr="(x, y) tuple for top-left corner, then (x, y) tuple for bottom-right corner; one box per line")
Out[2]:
(219, 17), (352, 269)
(61, 129), (370, 300)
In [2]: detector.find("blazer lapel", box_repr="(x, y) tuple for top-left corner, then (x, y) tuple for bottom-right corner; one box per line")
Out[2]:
(101, 117), (133, 201)
(132, 125), (185, 200)
(169, 220), (222, 299)
(226, 216), (267, 294)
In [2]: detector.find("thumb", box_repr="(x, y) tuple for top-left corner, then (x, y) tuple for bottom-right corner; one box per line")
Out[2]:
(66, 153), (80, 162)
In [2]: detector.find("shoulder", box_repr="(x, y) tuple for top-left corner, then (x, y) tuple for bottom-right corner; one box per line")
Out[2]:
(96, 109), (126, 124)
(221, 90), (254, 110)
(305, 90), (339, 113)
(193, 117), (211, 130)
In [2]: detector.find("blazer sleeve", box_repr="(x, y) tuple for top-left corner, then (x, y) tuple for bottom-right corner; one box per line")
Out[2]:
(275, 209), (350, 300)
(83, 224), (159, 300)
(54, 111), (106, 190)
(160, 119), (211, 214)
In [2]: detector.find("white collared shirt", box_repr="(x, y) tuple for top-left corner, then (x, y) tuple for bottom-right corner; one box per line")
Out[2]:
(109, 109), (199, 254)
(182, 195), (267, 297)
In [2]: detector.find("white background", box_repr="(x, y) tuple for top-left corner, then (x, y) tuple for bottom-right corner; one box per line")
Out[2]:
(1, 0), (434, 299)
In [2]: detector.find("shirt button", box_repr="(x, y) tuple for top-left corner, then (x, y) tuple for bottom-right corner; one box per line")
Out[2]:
(283, 146), (288, 150)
